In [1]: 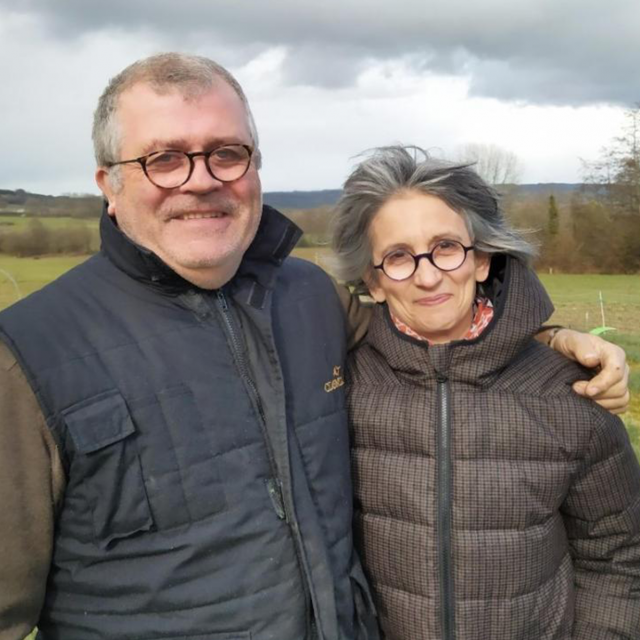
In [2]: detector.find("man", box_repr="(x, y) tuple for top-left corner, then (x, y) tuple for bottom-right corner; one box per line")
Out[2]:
(0, 53), (629, 640)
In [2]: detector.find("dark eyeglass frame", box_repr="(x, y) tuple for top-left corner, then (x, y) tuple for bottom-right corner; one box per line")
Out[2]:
(373, 240), (476, 281)
(106, 144), (254, 189)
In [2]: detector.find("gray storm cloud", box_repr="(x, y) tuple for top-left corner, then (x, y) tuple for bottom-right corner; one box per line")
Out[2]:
(2, 0), (639, 105)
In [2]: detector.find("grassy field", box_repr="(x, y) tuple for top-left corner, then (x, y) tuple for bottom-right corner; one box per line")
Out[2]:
(539, 273), (640, 336)
(0, 255), (90, 309)
(1, 249), (638, 446)
(6, 253), (638, 639)
(0, 215), (98, 230)
(2, 252), (637, 425)
(294, 247), (640, 453)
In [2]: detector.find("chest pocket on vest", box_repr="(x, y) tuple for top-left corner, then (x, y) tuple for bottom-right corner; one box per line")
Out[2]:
(62, 390), (153, 548)
(63, 386), (230, 546)
(127, 384), (229, 530)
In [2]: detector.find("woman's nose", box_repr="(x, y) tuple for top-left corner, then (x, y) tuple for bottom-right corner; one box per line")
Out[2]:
(413, 256), (443, 288)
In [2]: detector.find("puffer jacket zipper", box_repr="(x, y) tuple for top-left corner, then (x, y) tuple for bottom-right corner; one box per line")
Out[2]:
(437, 373), (455, 640)
(215, 289), (314, 638)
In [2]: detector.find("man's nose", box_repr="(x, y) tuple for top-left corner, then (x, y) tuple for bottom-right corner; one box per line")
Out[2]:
(413, 256), (443, 288)
(180, 156), (223, 193)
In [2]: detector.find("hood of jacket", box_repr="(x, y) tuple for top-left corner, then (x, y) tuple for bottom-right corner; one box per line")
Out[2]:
(363, 255), (554, 386)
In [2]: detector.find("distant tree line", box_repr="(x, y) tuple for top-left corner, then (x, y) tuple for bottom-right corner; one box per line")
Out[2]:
(0, 219), (98, 257)
(1, 109), (639, 273)
(535, 105), (640, 273)
(286, 117), (640, 275)
(0, 191), (102, 217)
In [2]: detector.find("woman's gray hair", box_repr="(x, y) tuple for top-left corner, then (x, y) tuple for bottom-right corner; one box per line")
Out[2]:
(92, 52), (261, 183)
(331, 145), (536, 292)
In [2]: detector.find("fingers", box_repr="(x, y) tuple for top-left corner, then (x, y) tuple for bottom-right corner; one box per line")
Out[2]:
(572, 377), (631, 414)
(552, 329), (598, 365)
(586, 361), (630, 397)
(592, 393), (630, 415)
(554, 329), (631, 415)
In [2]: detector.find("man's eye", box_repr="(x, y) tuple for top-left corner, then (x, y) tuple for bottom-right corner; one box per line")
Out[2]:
(147, 152), (184, 169)
(211, 146), (246, 163)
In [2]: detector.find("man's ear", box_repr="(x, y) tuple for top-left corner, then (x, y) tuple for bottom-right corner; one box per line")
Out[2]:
(95, 168), (117, 216)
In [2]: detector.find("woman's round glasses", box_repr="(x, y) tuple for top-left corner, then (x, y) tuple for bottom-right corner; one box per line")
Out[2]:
(373, 240), (475, 281)
(106, 144), (253, 189)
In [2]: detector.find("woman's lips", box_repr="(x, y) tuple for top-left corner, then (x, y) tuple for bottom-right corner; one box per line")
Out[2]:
(415, 293), (452, 306)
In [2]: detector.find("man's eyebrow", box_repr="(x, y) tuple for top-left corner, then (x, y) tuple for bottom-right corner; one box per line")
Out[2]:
(138, 139), (190, 155)
(138, 137), (246, 156)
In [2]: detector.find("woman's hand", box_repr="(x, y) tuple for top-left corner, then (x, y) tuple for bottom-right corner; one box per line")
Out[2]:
(547, 328), (630, 414)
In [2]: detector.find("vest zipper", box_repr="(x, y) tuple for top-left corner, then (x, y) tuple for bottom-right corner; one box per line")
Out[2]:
(437, 373), (455, 640)
(215, 289), (314, 639)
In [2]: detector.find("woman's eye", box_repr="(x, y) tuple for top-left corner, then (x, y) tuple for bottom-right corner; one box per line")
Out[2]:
(385, 250), (412, 265)
(436, 240), (459, 253)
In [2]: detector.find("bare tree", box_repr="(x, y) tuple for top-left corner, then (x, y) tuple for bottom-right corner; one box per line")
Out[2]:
(456, 143), (523, 185)
(581, 104), (640, 216)
(576, 103), (640, 272)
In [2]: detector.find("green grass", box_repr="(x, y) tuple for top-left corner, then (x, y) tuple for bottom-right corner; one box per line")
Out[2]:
(606, 333), (640, 368)
(295, 251), (640, 451)
(534, 275), (640, 447)
(0, 255), (90, 309)
(0, 215), (98, 230)
(1, 250), (639, 435)
(7, 264), (640, 638)
(538, 273), (640, 336)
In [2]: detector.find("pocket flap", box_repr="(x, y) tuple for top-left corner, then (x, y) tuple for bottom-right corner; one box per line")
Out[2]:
(63, 390), (135, 454)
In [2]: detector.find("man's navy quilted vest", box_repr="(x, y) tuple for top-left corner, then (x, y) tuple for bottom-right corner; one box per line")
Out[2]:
(0, 207), (373, 640)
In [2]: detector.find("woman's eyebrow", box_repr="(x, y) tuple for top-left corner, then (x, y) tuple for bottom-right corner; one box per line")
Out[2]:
(428, 232), (466, 244)
(378, 241), (413, 256)
(379, 233), (467, 256)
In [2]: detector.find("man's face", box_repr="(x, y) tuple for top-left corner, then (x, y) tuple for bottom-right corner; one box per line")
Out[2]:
(96, 82), (262, 288)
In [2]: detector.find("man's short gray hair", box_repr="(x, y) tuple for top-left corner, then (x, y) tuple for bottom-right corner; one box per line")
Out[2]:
(92, 52), (261, 173)
(331, 145), (536, 292)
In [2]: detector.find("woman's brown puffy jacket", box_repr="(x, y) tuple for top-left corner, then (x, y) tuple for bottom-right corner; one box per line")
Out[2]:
(347, 257), (640, 640)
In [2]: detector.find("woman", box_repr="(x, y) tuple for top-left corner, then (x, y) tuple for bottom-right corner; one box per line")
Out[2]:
(332, 147), (640, 639)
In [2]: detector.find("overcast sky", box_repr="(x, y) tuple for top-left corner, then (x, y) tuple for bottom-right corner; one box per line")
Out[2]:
(1, 0), (638, 195)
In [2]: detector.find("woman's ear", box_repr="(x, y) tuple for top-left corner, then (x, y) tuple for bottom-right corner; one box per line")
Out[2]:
(364, 268), (386, 303)
(474, 251), (491, 284)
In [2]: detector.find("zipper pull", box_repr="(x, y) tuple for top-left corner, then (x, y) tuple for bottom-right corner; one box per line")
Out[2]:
(216, 289), (228, 311)
(266, 478), (287, 521)
(436, 373), (448, 383)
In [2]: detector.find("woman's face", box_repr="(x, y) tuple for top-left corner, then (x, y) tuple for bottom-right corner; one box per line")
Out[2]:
(367, 191), (491, 344)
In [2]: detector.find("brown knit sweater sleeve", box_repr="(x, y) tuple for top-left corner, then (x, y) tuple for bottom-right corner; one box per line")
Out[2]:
(562, 405), (640, 638)
(0, 341), (66, 640)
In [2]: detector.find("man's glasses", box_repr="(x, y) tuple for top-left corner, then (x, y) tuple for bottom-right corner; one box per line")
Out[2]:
(106, 144), (254, 189)
(373, 240), (475, 281)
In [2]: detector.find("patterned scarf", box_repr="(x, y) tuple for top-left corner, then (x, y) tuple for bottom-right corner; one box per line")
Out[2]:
(391, 297), (494, 344)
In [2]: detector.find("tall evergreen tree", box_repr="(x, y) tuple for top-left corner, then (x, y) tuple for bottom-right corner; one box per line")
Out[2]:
(548, 194), (559, 236)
